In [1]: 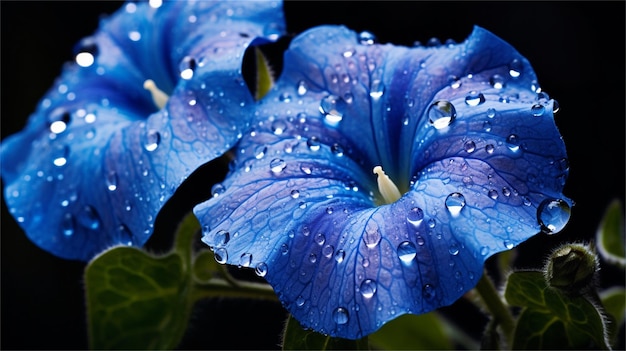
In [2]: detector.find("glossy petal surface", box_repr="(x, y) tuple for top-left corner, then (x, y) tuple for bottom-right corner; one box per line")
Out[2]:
(195, 26), (571, 339)
(0, 1), (285, 260)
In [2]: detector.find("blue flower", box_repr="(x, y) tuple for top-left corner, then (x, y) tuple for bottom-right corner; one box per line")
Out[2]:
(0, 1), (285, 261)
(194, 25), (572, 339)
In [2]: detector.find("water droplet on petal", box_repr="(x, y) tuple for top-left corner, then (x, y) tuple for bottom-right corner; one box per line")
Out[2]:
(77, 205), (101, 230)
(358, 31), (376, 45)
(397, 241), (417, 263)
(506, 134), (520, 152)
(48, 110), (71, 134)
(363, 222), (381, 248)
(255, 262), (268, 277)
(485, 144), (495, 154)
(489, 74), (505, 89)
(422, 284), (436, 299)
(214, 247), (228, 264)
(448, 75), (462, 89)
(239, 252), (253, 267)
(308, 253), (317, 263)
(508, 58), (523, 78)
(296, 80), (308, 96)
(270, 158), (287, 174)
(334, 249), (345, 263)
(215, 230), (230, 247)
(445, 192), (466, 216)
(306, 137), (321, 151)
(369, 80), (384, 99)
(428, 100), (457, 129)
(320, 95), (346, 127)
(487, 108), (496, 118)
(464, 141), (476, 153)
(333, 307), (349, 325)
(449, 242), (460, 255)
(531, 103), (545, 117)
(488, 189), (498, 200)
(504, 241), (514, 249)
(552, 100), (560, 113)
(322, 244), (334, 258)
(296, 296), (305, 307)
(360, 279), (377, 298)
(271, 120), (287, 135)
(61, 213), (74, 236)
(537, 198), (571, 234)
(281, 243), (289, 255)
(52, 145), (69, 167)
(179, 56), (196, 80)
(106, 171), (118, 191)
(465, 91), (485, 106)
(211, 183), (226, 197)
(480, 246), (490, 256)
(144, 129), (161, 152)
(407, 207), (424, 226)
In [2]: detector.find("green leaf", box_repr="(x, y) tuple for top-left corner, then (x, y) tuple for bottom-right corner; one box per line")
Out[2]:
(368, 313), (453, 350)
(255, 47), (274, 100)
(85, 214), (200, 350)
(600, 287), (626, 346)
(505, 271), (610, 349)
(596, 199), (625, 268)
(282, 314), (368, 350)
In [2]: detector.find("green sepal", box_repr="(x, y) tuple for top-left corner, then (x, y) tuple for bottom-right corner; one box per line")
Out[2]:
(281, 314), (368, 350)
(600, 287), (626, 347)
(596, 199), (625, 268)
(505, 270), (610, 349)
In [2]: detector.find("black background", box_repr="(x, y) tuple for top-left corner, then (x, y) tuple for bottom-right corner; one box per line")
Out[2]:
(1, 1), (624, 350)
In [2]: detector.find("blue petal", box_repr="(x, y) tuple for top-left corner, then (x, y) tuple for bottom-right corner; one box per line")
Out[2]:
(195, 25), (571, 338)
(0, 1), (285, 260)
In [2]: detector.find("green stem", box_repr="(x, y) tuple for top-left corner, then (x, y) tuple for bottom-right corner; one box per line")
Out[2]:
(192, 278), (279, 302)
(474, 270), (515, 345)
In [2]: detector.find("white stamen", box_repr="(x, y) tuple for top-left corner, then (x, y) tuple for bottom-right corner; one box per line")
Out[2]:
(143, 79), (169, 109)
(373, 166), (402, 204)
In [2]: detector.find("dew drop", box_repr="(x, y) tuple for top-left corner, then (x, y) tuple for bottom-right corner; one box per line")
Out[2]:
(306, 137), (321, 151)
(271, 120), (287, 135)
(280, 243), (289, 255)
(179, 56), (196, 80)
(77, 205), (101, 230)
(255, 262), (268, 277)
(369, 80), (385, 99)
(315, 232), (326, 246)
(445, 192), (466, 216)
(360, 279), (377, 298)
(61, 213), (74, 236)
(485, 144), (495, 154)
(48, 110), (71, 134)
(214, 247), (228, 264)
(487, 108), (496, 118)
(489, 74), (505, 89)
(211, 183), (226, 197)
(270, 158), (287, 174)
(397, 241), (417, 263)
(363, 222), (381, 248)
(407, 207), (424, 226)
(331, 143), (344, 157)
(427, 100), (457, 129)
(239, 252), (253, 267)
(255, 145), (267, 159)
(334, 249), (345, 263)
(504, 241), (514, 249)
(296, 296), (305, 307)
(465, 91), (485, 106)
(531, 103), (545, 117)
(488, 189), (498, 200)
(416, 235), (425, 246)
(215, 230), (230, 247)
(319, 95), (346, 127)
(308, 253), (317, 263)
(506, 134), (520, 152)
(290, 189), (300, 199)
(508, 59), (523, 78)
(358, 31), (376, 45)
(143, 129), (161, 152)
(52, 145), (69, 167)
(106, 171), (118, 191)
(464, 140), (476, 153)
(537, 198), (571, 235)
(448, 242), (460, 255)
(552, 100), (560, 113)
(448, 75), (462, 89)
(118, 224), (133, 245)
(322, 244), (334, 258)
(480, 246), (490, 256)
(422, 284), (436, 299)
(333, 307), (349, 325)
(296, 80), (308, 96)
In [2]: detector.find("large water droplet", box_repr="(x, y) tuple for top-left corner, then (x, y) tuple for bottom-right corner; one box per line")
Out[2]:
(445, 192), (466, 216)
(106, 171), (118, 191)
(255, 262), (268, 277)
(506, 134), (520, 152)
(465, 91), (486, 106)
(144, 129), (161, 152)
(360, 279), (377, 298)
(422, 284), (436, 299)
(464, 140), (476, 153)
(215, 230), (230, 247)
(537, 198), (571, 234)
(333, 307), (349, 325)
(427, 100), (457, 129)
(363, 222), (381, 248)
(77, 205), (101, 230)
(239, 252), (253, 267)
(179, 56), (196, 80)
(320, 95), (346, 127)
(407, 207), (424, 226)
(369, 80), (385, 99)
(270, 158), (287, 174)
(397, 241), (417, 263)
(214, 247), (228, 264)
(75, 39), (98, 68)
(531, 103), (545, 117)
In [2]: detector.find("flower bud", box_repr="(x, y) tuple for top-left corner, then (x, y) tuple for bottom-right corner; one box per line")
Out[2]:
(543, 243), (599, 293)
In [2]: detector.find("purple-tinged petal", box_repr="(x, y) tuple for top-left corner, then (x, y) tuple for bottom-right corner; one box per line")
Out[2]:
(0, 1), (285, 260)
(195, 25), (571, 338)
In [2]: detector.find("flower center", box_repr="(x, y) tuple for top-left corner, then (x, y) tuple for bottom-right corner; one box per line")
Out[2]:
(143, 79), (169, 109)
(373, 166), (401, 204)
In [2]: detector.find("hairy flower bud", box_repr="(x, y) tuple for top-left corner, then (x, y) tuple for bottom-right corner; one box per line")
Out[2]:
(544, 243), (599, 293)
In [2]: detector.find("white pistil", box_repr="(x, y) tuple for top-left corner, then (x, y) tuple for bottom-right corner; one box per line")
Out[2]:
(373, 165), (402, 204)
(143, 79), (169, 109)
